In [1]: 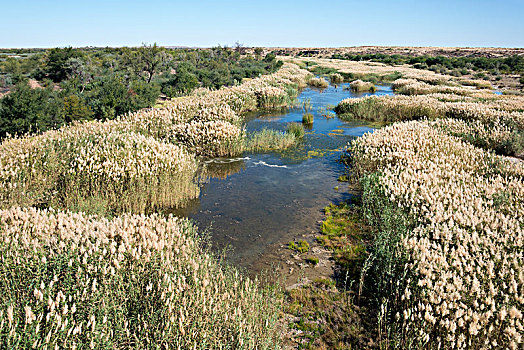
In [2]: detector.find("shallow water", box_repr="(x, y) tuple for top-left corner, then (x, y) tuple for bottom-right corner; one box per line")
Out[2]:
(172, 82), (393, 271)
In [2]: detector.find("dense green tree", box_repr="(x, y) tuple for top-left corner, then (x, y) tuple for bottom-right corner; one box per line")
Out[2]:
(0, 82), (63, 138)
(0, 46), (283, 137)
(62, 95), (93, 123)
(161, 69), (199, 97)
(122, 43), (172, 83)
(64, 58), (93, 92)
(44, 47), (83, 82)
(254, 47), (264, 59)
(86, 74), (160, 120)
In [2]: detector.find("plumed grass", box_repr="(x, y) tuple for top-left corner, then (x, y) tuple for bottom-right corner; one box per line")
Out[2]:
(0, 207), (282, 349)
(351, 121), (524, 349)
(330, 73), (344, 84)
(308, 77), (329, 88)
(335, 96), (441, 122)
(349, 80), (376, 93)
(0, 127), (200, 215)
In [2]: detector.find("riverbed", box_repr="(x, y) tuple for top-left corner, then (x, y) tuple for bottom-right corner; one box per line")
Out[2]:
(173, 82), (393, 277)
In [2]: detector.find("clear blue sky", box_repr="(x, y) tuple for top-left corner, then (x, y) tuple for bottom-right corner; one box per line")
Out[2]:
(1, 0), (522, 48)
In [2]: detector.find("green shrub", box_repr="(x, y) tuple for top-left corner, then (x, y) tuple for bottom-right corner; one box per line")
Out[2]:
(0, 82), (64, 138)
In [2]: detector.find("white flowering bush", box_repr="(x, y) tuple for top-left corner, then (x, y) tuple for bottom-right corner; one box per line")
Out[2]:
(350, 121), (523, 349)
(0, 207), (282, 349)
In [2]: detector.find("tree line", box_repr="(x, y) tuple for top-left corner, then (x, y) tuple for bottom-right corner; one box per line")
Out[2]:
(0, 45), (281, 138)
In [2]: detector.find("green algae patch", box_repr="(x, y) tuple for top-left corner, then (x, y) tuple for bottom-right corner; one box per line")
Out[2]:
(288, 239), (310, 253)
(283, 279), (374, 348)
(318, 202), (371, 281)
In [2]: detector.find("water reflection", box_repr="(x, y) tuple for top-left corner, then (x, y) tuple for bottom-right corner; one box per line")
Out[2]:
(204, 157), (248, 180)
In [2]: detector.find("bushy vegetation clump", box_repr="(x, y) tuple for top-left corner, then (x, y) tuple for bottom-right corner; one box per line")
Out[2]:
(244, 128), (298, 152)
(0, 125), (200, 215)
(288, 239), (310, 253)
(330, 73), (344, 84)
(302, 113), (314, 125)
(287, 122), (305, 138)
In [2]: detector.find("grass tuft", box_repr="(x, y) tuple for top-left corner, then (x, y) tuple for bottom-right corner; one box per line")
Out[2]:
(287, 122), (305, 138)
(302, 113), (314, 125)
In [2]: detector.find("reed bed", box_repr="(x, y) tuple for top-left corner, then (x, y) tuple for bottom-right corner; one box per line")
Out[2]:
(245, 128), (298, 152)
(0, 64), (315, 347)
(392, 78), (492, 96)
(0, 125), (200, 215)
(170, 120), (244, 157)
(285, 57), (453, 85)
(335, 93), (524, 156)
(302, 113), (314, 125)
(0, 207), (282, 349)
(350, 121), (523, 349)
(0, 63), (313, 213)
(349, 79), (376, 93)
(314, 55), (524, 348)
(308, 77), (329, 88)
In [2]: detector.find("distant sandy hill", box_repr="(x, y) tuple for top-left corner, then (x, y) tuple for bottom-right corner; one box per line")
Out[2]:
(256, 46), (524, 58)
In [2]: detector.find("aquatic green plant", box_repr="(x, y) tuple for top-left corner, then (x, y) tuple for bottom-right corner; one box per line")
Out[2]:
(302, 113), (314, 125)
(287, 122), (305, 138)
(244, 128), (297, 152)
(318, 203), (370, 282)
(301, 98), (313, 113)
(284, 279), (370, 348)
